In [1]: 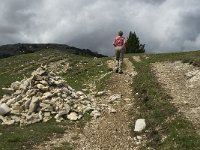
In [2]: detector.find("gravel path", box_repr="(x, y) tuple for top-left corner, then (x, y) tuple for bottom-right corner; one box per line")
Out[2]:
(152, 61), (200, 133)
(74, 58), (138, 150)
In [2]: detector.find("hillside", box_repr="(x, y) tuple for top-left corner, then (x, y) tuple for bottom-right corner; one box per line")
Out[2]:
(0, 49), (200, 150)
(0, 43), (105, 58)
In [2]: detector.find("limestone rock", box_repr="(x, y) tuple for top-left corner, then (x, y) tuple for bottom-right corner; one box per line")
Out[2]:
(6, 98), (17, 106)
(3, 119), (15, 125)
(76, 91), (84, 96)
(0, 103), (11, 115)
(44, 112), (51, 117)
(31, 67), (47, 76)
(134, 119), (146, 132)
(2, 88), (14, 94)
(109, 94), (122, 102)
(67, 112), (78, 121)
(96, 91), (105, 96)
(26, 113), (42, 124)
(10, 81), (20, 90)
(90, 110), (101, 119)
(37, 84), (48, 91)
(19, 80), (30, 90)
(136, 136), (142, 140)
(82, 89), (88, 92)
(108, 107), (117, 113)
(39, 80), (48, 86)
(24, 98), (31, 109)
(11, 116), (21, 123)
(64, 104), (71, 114)
(28, 97), (39, 113)
(42, 92), (53, 99)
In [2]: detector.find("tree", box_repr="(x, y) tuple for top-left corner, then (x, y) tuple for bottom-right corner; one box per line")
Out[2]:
(126, 31), (145, 53)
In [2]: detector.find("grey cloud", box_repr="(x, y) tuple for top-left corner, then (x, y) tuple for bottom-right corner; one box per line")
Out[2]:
(138, 0), (166, 5)
(0, 0), (200, 55)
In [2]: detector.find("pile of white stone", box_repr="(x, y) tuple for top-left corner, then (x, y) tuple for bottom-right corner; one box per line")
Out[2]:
(0, 66), (98, 125)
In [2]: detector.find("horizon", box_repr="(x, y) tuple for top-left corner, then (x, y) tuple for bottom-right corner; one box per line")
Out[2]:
(1, 42), (200, 56)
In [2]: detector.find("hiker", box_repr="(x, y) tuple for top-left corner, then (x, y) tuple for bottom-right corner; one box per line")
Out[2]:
(113, 31), (126, 74)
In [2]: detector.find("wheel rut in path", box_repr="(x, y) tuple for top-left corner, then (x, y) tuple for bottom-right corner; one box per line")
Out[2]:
(152, 61), (200, 134)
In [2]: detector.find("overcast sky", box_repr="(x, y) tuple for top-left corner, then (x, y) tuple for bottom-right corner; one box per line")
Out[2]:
(0, 0), (200, 55)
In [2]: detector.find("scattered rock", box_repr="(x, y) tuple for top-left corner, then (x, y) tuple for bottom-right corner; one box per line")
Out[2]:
(28, 97), (39, 114)
(134, 119), (146, 132)
(0, 65), (98, 125)
(44, 112), (51, 117)
(0, 103), (11, 115)
(2, 88), (14, 94)
(90, 110), (101, 119)
(64, 104), (71, 114)
(82, 89), (88, 92)
(4, 119), (15, 125)
(67, 112), (78, 121)
(96, 91), (106, 96)
(10, 81), (21, 90)
(25, 113), (42, 124)
(124, 98), (131, 101)
(108, 107), (117, 113)
(185, 70), (200, 79)
(37, 84), (49, 91)
(136, 135), (142, 140)
(109, 94), (122, 102)
(76, 91), (84, 96)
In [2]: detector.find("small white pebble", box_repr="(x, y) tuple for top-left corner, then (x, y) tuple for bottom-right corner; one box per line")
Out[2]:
(137, 136), (142, 140)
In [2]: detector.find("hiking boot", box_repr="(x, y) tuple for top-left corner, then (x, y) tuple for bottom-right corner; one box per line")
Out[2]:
(119, 71), (123, 74)
(115, 69), (119, 73)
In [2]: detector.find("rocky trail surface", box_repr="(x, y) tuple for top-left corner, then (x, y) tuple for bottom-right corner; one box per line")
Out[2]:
(74, 58), (139, 150)
(152, 61), (200, 134)
(33, 57), (143, 150)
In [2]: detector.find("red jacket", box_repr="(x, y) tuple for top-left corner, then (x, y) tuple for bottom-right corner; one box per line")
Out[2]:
(113, 36), (126, 47)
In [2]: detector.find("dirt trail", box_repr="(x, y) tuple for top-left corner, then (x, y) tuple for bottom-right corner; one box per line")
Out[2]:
(74, 58), (138, 150)
(152, 61), (200, 133)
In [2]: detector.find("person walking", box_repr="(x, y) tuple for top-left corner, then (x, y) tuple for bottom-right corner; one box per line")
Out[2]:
(113, 31), (126, 74)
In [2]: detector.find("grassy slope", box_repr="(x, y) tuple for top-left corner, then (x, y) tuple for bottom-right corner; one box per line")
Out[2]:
(0, 49), (110, 150)
(128, 50), (200, 150)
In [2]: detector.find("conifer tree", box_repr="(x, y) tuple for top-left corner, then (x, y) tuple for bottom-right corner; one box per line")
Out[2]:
(126, 31), (145, 53)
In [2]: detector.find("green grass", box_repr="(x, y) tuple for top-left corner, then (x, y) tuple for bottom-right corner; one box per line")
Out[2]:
(0, 120), (70, 150)
(147, 50), (200, 65)
(129, 50), (200, 150)
(63, 56), (110, 91)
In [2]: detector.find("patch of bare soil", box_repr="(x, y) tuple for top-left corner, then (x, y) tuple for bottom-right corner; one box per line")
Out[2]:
(152, 61), (200, 133)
